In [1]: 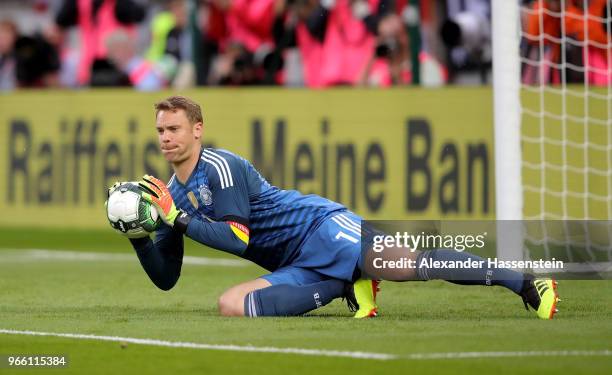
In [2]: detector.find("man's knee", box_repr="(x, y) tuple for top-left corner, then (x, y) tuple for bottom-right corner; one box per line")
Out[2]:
(217, 291), (246, 317)
(217, 278), (271, 317)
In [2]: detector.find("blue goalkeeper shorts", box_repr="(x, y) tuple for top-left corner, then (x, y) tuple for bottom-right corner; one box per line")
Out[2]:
(261, 211), (362, 286)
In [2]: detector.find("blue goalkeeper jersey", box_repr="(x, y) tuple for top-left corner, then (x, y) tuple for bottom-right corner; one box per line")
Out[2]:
(165, 147), (346, 271)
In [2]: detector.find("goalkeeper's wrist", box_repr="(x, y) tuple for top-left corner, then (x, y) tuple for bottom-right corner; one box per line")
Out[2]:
(173, 210), (192, 234)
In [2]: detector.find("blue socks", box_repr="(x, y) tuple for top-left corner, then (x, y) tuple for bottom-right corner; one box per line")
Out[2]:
(415, 250), (525, 294)
(244, 279), (345, 317)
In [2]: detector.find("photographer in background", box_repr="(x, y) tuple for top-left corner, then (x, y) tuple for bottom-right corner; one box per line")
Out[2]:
(13, 32), (61, 87)
(295, 0), (395, 87)
(55, 0), (146, 86)
(522, 0), (611, 86)
(439, 0), (491, 84)
(358, 2), (412, 86)
(207, 0), (292, 85)
(104, 30), (166, 90)
(564, 0), (612, 86)
(0, 20), (18, 90)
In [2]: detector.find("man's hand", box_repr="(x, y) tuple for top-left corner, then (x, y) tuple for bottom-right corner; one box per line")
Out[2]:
(138, 175), (180, 226)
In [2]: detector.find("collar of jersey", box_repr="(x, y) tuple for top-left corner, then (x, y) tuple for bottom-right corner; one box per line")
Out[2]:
(175, 147), (203, 187)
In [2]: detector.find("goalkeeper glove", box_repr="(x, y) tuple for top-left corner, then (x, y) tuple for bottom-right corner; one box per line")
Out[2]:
(139, 175), (191, 232)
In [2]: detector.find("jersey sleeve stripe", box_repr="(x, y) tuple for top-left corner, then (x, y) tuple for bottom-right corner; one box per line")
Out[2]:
(202, 151), (230, 188)
(215, 152), (234, 187)
(201, 156), (227, 189)
(337, 214), (361, 232)
(203, 150), (230, 188)
(331, 216), (361, 237)
(332, 217), (361, 237)
(203, 149), (234, 187)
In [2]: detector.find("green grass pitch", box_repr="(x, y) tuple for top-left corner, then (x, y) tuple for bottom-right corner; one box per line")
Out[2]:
(0, 228), (611, 374)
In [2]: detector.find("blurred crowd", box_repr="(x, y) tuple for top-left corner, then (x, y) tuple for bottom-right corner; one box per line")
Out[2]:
(521, 0), (612, 86)
(4, 0), (606, 91)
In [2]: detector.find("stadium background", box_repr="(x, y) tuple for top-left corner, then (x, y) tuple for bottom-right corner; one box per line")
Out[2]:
(0, 88), (493, 228)
(1, 1), (611, 374)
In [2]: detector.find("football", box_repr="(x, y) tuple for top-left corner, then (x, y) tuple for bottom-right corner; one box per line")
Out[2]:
(106, 182), (161, 238)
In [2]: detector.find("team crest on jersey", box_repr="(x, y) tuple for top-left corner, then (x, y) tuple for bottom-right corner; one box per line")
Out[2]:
(199, 184), (213, 206)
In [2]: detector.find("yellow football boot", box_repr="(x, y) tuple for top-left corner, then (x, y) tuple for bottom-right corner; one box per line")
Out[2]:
(344, 279), (380, 318)
(520, 276), (560, 319)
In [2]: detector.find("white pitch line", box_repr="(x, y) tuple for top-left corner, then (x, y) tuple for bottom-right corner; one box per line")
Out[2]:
(0, 329), (395, 361)
(1, 329), (611, 361)
(404, 350), (612, 360)
(0, 249), (247, 267)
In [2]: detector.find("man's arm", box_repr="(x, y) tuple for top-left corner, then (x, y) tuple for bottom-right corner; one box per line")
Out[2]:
(184, 218), (249, 256)
(129, 224), (184, 291)
(107, 181), (183, 291)
(139, 173), (250, 257)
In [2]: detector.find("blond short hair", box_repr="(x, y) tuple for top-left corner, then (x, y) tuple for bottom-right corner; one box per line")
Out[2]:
(154, 96), (203, 125)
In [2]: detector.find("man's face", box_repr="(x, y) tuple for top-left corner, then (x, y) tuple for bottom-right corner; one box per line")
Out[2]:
(156, 109), (202, 164)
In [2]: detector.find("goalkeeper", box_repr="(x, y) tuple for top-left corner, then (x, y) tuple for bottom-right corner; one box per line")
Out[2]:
(109, 95), (560, 320)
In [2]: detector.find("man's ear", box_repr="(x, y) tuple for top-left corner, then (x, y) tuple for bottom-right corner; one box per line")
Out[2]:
(193, 121), (203, 140)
